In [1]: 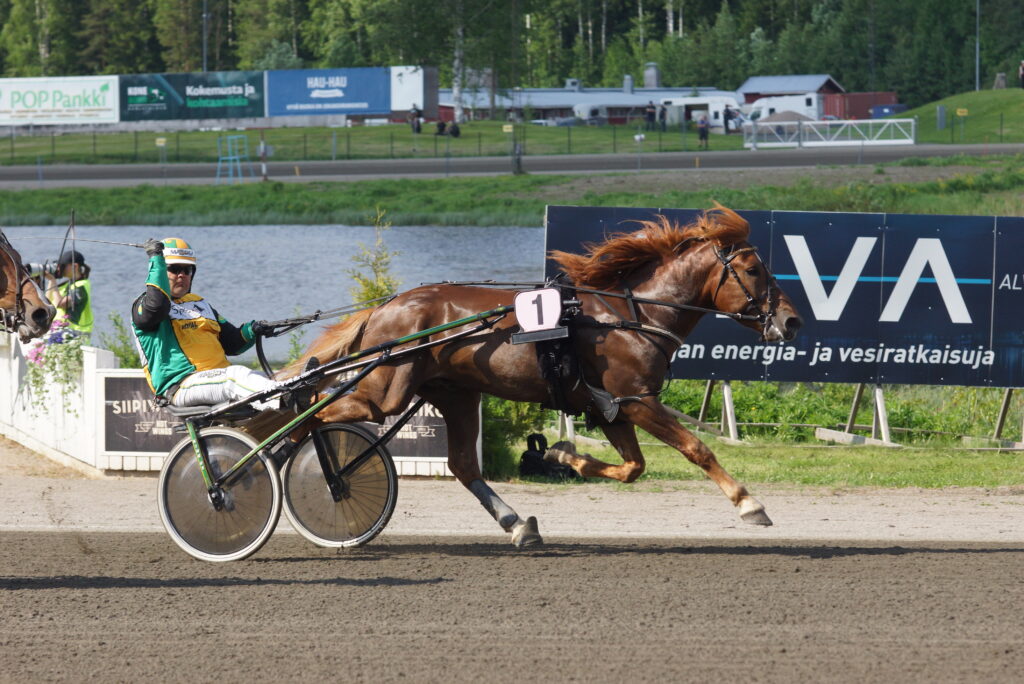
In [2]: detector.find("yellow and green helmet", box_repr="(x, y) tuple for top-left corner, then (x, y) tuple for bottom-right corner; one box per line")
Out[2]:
(161, 237), (196, 268)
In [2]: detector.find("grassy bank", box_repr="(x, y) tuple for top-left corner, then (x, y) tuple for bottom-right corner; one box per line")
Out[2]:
(533, 438), (1024, 489)
(3, 153), (1024, 226)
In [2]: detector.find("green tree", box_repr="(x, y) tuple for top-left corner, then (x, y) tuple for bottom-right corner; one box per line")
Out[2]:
(0, 0), (83, 75)
(0, 0), (40, 75)
(79, 0), (162, 74)
(347, 208), (400, 303)
(252, 39), (304, 69)
(151, 0), (202, 71)
(235, 0), (310, 69)
(152, 0), (234, 72)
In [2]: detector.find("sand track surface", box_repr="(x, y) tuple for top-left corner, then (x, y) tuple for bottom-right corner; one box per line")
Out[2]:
(2, 444), (1022, 681)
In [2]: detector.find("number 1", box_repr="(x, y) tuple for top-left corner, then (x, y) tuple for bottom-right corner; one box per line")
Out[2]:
(531, 293), (544, 325)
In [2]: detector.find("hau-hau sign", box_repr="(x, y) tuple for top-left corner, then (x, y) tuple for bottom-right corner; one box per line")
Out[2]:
(545, 206), (1024, 388)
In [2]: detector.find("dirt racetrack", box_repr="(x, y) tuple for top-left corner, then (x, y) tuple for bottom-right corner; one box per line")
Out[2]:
(2, 442), (1023, 682)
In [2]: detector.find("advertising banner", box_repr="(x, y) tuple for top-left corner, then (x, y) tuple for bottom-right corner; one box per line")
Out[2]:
(120, 71), (264, 121)
(266, 67), (390, 116)
(104, 376), (180, 453)
(102, 376), (449, 458)
(0, 76), (119, 125)
(544, 206), (1024, 387)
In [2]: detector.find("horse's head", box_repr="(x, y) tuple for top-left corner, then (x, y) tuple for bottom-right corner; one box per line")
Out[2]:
(0, 233), (55, 342)
(702, 239), (802, 343)
(549, 204), (802, 343)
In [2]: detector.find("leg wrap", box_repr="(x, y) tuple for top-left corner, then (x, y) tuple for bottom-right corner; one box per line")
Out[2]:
(468, 479), (519, 531)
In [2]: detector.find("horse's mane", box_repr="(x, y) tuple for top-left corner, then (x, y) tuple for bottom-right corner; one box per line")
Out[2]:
(548, 203), (750, 289)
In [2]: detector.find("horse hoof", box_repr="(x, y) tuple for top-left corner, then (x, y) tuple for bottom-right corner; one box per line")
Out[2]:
(511, 516), (543, 547)
(738, 498), (773, 526)
(544, 441), (576, 465)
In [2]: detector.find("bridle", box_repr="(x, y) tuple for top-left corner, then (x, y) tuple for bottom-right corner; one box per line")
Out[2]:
(0, 231), (29, 334)
(572, 238), (783, 353)
(711, 241), (781, 341)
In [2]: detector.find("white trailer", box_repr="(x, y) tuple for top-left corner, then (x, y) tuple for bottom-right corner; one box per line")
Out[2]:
(747, 92), (822, 121)
(659, 95), (743, 133)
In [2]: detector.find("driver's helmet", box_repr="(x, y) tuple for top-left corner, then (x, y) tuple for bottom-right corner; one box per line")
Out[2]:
(162, 237), (196, 268)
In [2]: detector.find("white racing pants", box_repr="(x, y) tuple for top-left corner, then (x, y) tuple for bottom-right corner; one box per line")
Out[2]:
(169, 365), (283, 411)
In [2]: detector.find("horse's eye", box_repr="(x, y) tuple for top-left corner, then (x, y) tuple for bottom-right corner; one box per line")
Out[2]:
(745, 267), (759, 277)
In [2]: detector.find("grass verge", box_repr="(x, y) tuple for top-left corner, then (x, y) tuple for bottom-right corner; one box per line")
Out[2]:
(2, 153), (1024, 226)
(511, 433), (1024, 489)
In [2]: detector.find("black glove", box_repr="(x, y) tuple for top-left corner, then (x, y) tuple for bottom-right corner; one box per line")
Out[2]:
(144, 238), (164, 257)
(251, 320), (271, 336)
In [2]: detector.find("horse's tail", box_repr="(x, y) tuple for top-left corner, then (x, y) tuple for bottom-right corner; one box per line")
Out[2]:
(275, 307), (375, 380)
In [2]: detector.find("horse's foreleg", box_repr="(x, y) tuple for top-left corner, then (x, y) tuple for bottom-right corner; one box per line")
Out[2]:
(544, 421), (646, 483)
(622, 399), (772, 526)
(418, 386), (542, 547)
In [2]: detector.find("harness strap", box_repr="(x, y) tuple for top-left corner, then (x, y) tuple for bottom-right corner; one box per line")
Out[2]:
(583, 378), (661, 424)
(583, 288), (682, 367)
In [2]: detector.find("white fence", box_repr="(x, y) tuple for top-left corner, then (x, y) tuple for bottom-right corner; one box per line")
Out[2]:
(0, 333), (456, 476)
(743, 118), (916, 148)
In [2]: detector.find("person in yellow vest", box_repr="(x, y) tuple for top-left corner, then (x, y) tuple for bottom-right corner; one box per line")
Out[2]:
(44, 249), (93, 340)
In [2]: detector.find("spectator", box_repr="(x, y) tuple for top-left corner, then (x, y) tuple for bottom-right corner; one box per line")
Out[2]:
(44, 250), (93, 341)
(435, 121), (447, 136)
(723, 107), (733, 134)
(658, 104), (667, 132)
(644, 101), (656, 131)
(1019, 60), (1024, 89)
(408, 104), (422, 133)
(697, 115), (709, 149)
(448, 121), (461, 138)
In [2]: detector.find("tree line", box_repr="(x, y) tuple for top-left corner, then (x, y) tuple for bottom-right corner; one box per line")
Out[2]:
(0, 1), (1021, 109)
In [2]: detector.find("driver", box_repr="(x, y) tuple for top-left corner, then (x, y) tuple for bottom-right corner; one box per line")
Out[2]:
(131, 237), (287, 410)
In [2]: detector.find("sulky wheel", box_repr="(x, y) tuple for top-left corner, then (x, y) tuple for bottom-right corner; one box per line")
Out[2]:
(158, 427), (281, 562)
(282, 423), (398, 548)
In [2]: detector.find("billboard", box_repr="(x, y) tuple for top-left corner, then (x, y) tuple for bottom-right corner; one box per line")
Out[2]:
(0, 76), (119, 125)
(102, 375), (450, 459)
(266, 68), (390, 116)
(120, 71), (265, 121)
(545, 206), (1024, 387)
(104, 376), (181, 453)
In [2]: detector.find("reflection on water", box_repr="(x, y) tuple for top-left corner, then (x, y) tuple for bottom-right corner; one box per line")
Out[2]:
(8, 224), (545, 362)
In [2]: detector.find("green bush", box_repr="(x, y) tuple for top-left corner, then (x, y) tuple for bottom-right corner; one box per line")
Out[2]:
(660, 379), (1018, 443)
(98, 312), (142, 369)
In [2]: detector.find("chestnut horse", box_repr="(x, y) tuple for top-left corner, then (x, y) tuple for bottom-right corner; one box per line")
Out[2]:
(286, 206), (801, 546)
(0, 230), (55, 341)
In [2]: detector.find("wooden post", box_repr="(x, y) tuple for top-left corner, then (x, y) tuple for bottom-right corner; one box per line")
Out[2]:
(993, 388), (1013, 440)
(846, 383), (865, 433)
(698, 379), (716, 423)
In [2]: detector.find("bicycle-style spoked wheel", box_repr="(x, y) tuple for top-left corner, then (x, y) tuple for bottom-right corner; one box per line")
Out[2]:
(158, 427), (281, 562)
(282, 423), (397, 548)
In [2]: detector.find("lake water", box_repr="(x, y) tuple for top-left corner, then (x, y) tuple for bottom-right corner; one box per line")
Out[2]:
(7, 224), (546, 361)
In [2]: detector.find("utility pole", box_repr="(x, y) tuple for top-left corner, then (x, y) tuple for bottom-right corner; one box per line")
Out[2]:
(975, 0), (980, 90)
(202, 0), (209, 72)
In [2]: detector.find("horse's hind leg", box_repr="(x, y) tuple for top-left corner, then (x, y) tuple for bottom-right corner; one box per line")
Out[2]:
(546, 421), (647, 483)
(623, 399), (772, 526)
(418, 386), (542, 547)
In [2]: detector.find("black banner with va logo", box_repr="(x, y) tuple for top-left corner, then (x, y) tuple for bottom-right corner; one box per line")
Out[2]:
(544, 206), (1024, 387)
